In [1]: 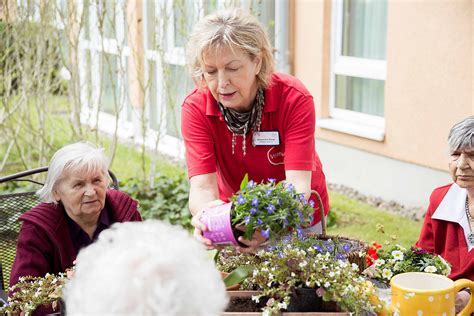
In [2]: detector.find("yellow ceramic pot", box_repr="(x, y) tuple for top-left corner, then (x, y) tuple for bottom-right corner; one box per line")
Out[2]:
(390, 272), (474, 316)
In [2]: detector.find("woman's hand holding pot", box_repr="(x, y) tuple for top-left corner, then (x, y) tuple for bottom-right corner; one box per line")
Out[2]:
(192, 199), (226, 249)
(234, 224), (268, 254)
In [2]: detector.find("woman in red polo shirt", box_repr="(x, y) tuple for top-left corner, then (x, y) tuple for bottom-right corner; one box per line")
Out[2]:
(181, 9), (329, 252)
(416, 116), (474, 311)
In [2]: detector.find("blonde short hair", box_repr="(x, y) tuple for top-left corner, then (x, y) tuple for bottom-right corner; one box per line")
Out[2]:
(186, 9), (274, 90)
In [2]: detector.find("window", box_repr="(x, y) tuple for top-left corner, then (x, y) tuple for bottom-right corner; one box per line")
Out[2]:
(77, 0), (281, 158)
(323, 0), (387, 140)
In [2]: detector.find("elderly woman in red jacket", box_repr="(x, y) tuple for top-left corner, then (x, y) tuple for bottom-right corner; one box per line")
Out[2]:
(9, 142), (142, 315)
(416, 116), (474, 312)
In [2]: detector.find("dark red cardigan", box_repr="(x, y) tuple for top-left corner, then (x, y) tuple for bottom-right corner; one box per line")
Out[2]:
(9, 189), (141, 315)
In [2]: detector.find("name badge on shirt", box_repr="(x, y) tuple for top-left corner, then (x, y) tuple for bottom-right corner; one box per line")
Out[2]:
(252, 131), (280, 146)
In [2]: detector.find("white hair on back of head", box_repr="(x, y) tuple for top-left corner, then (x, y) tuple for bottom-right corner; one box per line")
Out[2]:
(36, 142), (110, 204)
(63, 220), (228, 316)
(448, 116), (474, 153)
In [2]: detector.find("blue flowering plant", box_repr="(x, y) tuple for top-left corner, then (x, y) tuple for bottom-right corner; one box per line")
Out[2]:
(229, 175), (314, 242)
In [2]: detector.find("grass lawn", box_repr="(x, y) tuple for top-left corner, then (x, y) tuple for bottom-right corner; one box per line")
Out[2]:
(327, 191), (423, 249)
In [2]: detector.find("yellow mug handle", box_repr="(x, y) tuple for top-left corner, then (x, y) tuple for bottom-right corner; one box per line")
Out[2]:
(454, 279), (474, 316)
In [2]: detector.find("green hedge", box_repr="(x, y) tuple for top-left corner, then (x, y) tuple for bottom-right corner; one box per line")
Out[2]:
(120, 174), (192, 231)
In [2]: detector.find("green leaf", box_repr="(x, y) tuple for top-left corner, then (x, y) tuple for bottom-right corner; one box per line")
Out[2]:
(322, 291), (333, 302)
(223, 265), (253, 287)
(208, 249), (219, 263)
(240, 173), (249, 191)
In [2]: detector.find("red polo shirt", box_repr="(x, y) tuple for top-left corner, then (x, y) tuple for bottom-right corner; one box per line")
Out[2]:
(181, 72), (329, 224)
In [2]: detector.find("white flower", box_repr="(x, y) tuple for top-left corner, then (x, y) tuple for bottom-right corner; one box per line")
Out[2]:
(262, 310), (271, 316)
(438, 256), (451, 275)
(291, 272), (296, 277)
(324, 281), (330, 288)
(252, 296), (260, 303)
(278, 302), (288, 309)
(382, 268), (393, 280)
(299, 261), (308, 268)
(374, 259), (386, 267)
(424, 265), (437, 273)
(338, 260), (347, 268)
(329, 271), (335, 278)
(391, 250), (404, 261)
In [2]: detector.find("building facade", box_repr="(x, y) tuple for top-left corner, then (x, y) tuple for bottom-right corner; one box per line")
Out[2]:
(294, 0), (473, 209)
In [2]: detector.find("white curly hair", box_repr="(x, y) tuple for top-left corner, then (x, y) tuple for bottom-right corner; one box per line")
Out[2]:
(63, 220), (228, 315)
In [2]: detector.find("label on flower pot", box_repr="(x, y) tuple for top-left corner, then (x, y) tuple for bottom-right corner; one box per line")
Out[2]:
(200, 202), (239, 246)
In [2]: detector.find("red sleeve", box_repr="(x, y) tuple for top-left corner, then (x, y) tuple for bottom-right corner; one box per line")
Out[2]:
(415, 191), (438, 252)
(181, 102), (217, 177)
(283, 94), (316, 171)
(10, 223), (54, 287)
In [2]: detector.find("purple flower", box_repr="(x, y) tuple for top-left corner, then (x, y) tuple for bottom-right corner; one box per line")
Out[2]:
(314, 245), (323, 253)
(336, 253), (346, 261)
(282, 216), (289, 227)
(411, 246), (428, 254)
(251, 197), (259, 206)
(296, 226), (304, 239)
(236, 194), (246, 205)
(286, 183), (295, 192)
(309, 200), (315, 208)
(266, 204), (275, 214)
(268, 178), (276, 183)
(261, 228), (270, 239)
(278, 252), (284, 258)
(244, 215), (251, 225)
(247, 180), (255, 188)
(265, 189), (273, 196)
(342, 243), (351, 252)
(298, 194), (305, 202)
(250, 208), (257, 215)
(316, 288), (325, 297)
(297, 210), (304, 223)
(323, 241), (334, 253)
(256, 218), (263, 225)
(278, 197), (283, 205)
(282, 234), (292, 243)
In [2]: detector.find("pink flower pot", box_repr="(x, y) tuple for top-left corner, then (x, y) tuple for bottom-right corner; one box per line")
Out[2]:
(200, 202), (240, 246)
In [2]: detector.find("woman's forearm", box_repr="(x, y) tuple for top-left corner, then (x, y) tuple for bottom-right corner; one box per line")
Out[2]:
(189, 173), (221, 215)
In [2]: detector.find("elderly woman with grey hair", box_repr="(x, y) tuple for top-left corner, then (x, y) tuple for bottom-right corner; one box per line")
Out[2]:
(9, 142), (141, 314)
(63, 220), (228, 315)
(416, 116), (474, 311)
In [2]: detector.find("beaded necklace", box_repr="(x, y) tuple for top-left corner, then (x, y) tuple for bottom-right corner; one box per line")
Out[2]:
(465, 197), (474, 244)
(217, 88), (264, 156)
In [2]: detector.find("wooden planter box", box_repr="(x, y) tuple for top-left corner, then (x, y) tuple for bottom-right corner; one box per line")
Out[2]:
(222, 290), (351, 316)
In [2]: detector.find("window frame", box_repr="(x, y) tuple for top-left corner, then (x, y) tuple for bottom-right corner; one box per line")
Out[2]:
(324, 0), (387, 140)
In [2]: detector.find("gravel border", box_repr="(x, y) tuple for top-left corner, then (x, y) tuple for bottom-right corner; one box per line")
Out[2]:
(328, 183), (426, 221)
